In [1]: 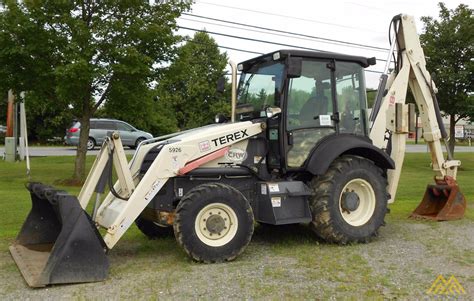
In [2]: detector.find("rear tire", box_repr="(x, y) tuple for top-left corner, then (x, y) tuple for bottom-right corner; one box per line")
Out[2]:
(135, 216), (173, 239)
(309, 155), (388, 243)
(86, 137), (95, 150)
(130, 137), (146, 149)
(174, 183), (254, 263)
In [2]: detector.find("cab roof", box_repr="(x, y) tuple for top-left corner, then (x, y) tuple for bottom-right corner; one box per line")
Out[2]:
(239, 49), (376, 70)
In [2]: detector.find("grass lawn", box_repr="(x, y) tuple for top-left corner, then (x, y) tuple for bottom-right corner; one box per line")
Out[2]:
(406, 139), (474, 146)
(1, 153), (471, 239)
(0, 153), (472, 298)
(388, 153), (474, 221)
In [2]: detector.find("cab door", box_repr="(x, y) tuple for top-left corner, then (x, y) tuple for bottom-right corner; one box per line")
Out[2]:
(285, 59), (336, 168)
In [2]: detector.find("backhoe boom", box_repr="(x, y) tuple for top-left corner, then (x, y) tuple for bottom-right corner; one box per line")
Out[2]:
(369, 14), (465, 220)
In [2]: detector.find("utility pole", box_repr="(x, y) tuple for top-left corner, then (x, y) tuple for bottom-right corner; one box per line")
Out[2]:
(6, 90), (14, 137)
(5, 90), (17, 162)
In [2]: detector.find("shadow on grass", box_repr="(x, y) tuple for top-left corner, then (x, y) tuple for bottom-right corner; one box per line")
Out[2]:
(111, 223), (325, 262)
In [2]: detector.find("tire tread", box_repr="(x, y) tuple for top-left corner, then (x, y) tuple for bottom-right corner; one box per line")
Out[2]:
(174, 183), (254, 263)
(309, 155), (388, 244)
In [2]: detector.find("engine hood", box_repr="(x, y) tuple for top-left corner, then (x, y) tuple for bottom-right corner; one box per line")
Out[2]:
(172, 122), (254, 142)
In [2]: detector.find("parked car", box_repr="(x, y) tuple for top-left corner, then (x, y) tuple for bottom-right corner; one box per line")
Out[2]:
(65, 118), (153, 150)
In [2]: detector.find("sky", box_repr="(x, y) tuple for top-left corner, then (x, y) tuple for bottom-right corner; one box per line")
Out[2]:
(176, 0), (472, 88)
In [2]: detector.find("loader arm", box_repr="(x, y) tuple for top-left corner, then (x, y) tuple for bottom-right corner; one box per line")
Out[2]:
(369, 15), (465, 220)
(80, 122), (264, 249)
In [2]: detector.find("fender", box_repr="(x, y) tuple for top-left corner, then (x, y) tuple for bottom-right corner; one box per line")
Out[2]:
(305, 134), (395, 176)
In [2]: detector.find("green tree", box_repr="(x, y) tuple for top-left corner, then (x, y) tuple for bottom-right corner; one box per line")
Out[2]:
(420, 3), (473, 153)
(26, 93), (74, 143)
(157, 31), (229, 130)
(103, 88), (180, 137)
(0, 0), (190, 181)
(366, 89), (377, 108)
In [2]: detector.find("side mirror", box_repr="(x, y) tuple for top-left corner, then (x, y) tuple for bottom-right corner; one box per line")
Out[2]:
(287, 57), (302, 78)
(266, 106), (282, 118)
(215, 113), (228, 124)
(216, 76), (226, 93)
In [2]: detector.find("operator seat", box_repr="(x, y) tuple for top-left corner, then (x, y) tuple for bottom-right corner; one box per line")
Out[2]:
(299, 95), (329, 126)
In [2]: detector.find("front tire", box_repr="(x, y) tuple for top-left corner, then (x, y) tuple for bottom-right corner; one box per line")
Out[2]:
(309, 155), (388, 244)
(174, 183), (254, 263)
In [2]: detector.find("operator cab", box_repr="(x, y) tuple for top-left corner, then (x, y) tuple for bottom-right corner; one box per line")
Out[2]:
(235, 50), (376, 170)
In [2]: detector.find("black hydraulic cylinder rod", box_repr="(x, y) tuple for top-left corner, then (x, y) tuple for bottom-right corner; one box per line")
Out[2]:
(369, 24), (397, 127)
(369, 74), (389, 124)
(432, 93), (448, 139)
(432, 92), (453, 160)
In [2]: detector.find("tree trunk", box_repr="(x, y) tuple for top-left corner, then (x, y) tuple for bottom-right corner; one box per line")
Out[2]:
(73, 110), (91, 182)
(448, 114), (456, 155)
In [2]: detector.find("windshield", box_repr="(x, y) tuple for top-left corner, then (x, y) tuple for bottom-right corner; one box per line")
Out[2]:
(236, 60), (284, 121)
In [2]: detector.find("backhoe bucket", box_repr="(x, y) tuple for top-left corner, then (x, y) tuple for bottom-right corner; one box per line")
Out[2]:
(9, 183), (109, 287)
(410, 181), (466, 221)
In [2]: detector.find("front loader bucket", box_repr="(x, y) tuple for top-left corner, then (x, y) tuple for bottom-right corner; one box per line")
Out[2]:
(410, 182), (466, 221)
(9, 182), (109, 287)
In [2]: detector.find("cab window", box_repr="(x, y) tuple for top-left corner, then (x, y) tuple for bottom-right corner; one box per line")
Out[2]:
(236, 62), (284, 120)
(335, 62), (368, 135)
(287, 60), (333, 130)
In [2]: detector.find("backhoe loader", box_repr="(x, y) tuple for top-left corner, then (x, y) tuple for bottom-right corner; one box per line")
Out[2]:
(10, 14), (466, 287)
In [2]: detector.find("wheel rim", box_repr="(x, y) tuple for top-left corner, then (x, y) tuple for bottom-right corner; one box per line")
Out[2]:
(339, 178), (376, 226)
(194, 202), (238, 247)
(87, 139), (94, 150)
(153, 222), (168, 228)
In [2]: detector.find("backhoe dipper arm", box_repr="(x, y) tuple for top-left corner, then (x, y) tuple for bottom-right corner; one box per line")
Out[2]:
(369, 14), (461, 203)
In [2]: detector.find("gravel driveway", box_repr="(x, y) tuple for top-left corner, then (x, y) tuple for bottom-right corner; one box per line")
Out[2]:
(1, 216), (472, 300)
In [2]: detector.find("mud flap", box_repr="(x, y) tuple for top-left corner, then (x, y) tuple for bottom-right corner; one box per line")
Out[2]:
(9, 183), (109, 287)
(410, 178), (466, 221)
